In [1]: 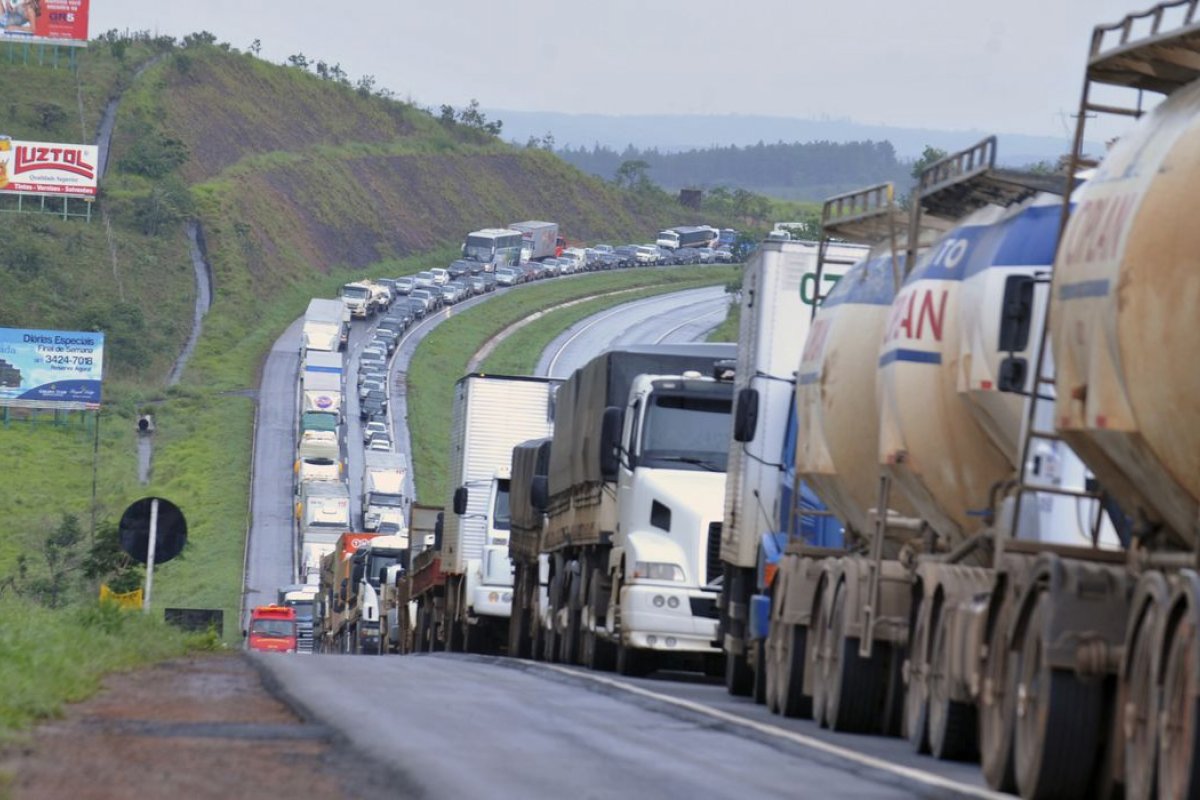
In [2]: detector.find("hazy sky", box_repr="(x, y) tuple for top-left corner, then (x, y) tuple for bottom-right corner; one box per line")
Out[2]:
(91, 0), (1148, 137)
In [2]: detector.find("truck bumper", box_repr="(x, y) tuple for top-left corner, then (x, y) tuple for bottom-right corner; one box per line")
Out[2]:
(470, 585), (513, 618)
(360, 621), (381, 654)
(621, 585), (720, 653)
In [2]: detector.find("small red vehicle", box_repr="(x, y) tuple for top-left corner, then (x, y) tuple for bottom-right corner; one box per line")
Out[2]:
(246, 604), (298, 653)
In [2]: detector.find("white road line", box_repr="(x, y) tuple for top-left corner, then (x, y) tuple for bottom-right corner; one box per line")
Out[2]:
(540, 664), (1009, 800)
(652, 304), (727, 344)
(545, 288), (719, 377)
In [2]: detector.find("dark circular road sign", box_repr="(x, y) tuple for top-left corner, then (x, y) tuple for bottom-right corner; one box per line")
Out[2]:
(118, 497), (187, 565)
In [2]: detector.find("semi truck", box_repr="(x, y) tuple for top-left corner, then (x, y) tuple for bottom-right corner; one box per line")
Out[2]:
(339, 281), (374, 319)
(295, 430), (341, 488)
(276, 584), (318, 653)
(343, 534), (407, 654)
(296, 480), (352, 567)
(301, 349), (343, 417)
(509, 220), (560, 262)
(717, 237), (868, 697)
(540, 345), (736, 674)
(301, 298), (349, 352)
(506, 437), (552, 659)
(393, 504), (445, 653)
(429, 374), (559, 653)
(362, 451), (408, 533)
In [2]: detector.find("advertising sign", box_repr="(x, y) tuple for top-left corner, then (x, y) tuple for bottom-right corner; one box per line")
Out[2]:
(0, 0), (90, 47)
(0, 138), (98, 197)
(0, 327), (104, 409)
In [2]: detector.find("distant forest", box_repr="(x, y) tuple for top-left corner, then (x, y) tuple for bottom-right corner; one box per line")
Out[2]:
(554, 140), (915, 201)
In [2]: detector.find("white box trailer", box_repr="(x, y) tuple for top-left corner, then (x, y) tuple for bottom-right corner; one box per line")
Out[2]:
(363, 451), (409, 534)
(440, 374), (559, 650)
(302, 298), (349, 352)
(717, 237), (868, 689)
(302, 349), (344, 416)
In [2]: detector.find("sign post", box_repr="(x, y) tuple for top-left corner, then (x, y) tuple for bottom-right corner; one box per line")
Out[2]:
(142, 498), (159, 612)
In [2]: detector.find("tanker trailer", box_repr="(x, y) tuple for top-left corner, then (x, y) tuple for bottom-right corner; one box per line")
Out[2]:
(782, 243), (921, 734)
(984, 9), (1200, 798)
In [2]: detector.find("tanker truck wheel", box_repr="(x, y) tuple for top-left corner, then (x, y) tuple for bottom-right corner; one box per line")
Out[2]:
(980, 600), (1018, 792)
(1014, 592), (1102, 800)
(1159, 612), (1200, 800)
(927, 609), (977, 761)
(768, 615), (811, 719)
(810, 580), (834, 727)
(1122, 599), (1161, 800)
(904, 598), (930, 753)
(824, 582), (888, 733)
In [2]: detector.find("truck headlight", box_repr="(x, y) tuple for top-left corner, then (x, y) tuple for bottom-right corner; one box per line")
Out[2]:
(632, 562), (685, 582)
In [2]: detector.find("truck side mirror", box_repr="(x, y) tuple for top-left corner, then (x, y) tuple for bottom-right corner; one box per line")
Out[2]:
(998, 274), (1035, 353)
(530, 475), (548, 512)
(733, 387), (759, 442)
(599, 406), (623, 480)
(453, 486), (469, 515)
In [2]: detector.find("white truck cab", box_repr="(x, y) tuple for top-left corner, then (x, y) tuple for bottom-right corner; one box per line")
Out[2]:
(608, 372), (732, 656)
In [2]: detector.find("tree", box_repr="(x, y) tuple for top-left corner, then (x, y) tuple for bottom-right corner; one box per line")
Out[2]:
(249, 38), (262, 56)
(911, 145), (948, 179)
(182, 31), (217, 48)
(438, 104), (456, 126)
(356, 74), (376, 98)
(84, 520), (144, 594)
(614, 159), (650, 189)
(287, 52), (309, 69)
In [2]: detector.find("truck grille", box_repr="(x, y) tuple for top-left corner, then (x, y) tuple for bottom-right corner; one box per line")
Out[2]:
(690, 596), (719, 619)
(706, 522), (723, 585)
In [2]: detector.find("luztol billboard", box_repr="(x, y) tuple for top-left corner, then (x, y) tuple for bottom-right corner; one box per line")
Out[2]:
(0, 327), (104, 410)
(0, 0), (90, 47)
(0, 138), (98, 197)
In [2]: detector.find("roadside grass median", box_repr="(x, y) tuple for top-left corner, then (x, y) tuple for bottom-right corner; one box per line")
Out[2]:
(408, 265), (739, 504)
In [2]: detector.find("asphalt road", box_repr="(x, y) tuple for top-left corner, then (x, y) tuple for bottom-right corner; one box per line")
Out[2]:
(259, 653), (926, 800)
(536, 285), (729, 378)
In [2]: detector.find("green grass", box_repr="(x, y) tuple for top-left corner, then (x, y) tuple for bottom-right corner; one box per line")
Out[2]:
(707, 304), (740, 343)
(0, 598), (218, 737)
(408, 266), (738, 505)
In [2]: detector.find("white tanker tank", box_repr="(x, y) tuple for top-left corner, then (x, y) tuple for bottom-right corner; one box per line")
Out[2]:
(796, 248), (916, 541)
(1053, 79), (1200, 548)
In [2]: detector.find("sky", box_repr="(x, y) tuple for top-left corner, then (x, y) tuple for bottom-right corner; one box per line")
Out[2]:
(90, 0), (1151, 139)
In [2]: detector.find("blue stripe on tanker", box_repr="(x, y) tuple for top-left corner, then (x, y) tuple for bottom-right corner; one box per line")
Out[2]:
(878, 348), (943, 367)
(906, 201), (1062, 284)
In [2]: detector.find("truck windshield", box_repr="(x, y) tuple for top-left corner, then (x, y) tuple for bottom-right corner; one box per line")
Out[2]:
(464, 237), (496, 261)
(368, 554), (400, 584)
(640, 393), (731, 472)
(370, 492), (404, 507)
(285, 601), (314, 621)
(342, 285), (369, 299)
(492, 479), (511, 531)
(250, 619), (295, 637)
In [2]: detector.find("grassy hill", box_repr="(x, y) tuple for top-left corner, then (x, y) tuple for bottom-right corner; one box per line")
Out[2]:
(0, 35), (714, 629)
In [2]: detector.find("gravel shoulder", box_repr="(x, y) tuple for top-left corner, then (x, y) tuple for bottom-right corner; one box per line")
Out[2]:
(0, 654), (379, 800)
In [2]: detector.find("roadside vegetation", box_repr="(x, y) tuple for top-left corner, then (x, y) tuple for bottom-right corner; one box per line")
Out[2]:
(706, 305), (741, 343)
(0, 598), (218, 739)
(409, 266), (738, 504)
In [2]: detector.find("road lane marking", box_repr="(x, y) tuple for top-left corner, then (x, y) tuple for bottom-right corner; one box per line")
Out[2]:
(539, 664), (1009, 800)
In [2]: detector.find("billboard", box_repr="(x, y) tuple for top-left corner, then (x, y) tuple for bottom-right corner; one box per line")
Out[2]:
(0, 0), (90, 47)
(0, 327), (104, 409)
(0, 138), (98, 197)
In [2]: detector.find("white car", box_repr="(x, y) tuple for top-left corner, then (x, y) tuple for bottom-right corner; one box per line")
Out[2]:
(362, 420), (389, 444)
(359, 380), (385, 402)
(367, 437), (392, 452)
(430, 268), (450, 286)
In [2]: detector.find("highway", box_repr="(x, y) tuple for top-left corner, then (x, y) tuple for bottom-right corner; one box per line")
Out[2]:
(250, 280), (1001, 798)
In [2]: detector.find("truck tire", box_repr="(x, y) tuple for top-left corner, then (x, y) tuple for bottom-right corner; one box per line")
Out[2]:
(617, 638), (651, 677)
(904, 596), (930, 752)
(980, 600), (1018, 792)
(824, 583), (888, 734)
(583, 569), (616, 672)
(725, 648), (754, 697)
(752, 638), (767, 705)
(927, 609), (977, 761)
(508, 567), (530, 659)
(1159, 613), (1200, 800)
(1014, 592), (1103, 800)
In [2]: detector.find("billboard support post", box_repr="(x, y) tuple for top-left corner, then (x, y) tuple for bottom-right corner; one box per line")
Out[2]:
(142, 498), (159, 613)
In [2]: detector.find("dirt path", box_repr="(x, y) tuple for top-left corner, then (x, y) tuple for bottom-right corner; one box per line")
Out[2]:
(0, 654), (390, 800)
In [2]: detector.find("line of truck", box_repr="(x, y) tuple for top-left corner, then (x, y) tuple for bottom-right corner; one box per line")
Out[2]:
(315, 5), (1200, 797)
